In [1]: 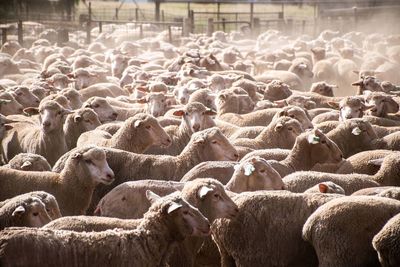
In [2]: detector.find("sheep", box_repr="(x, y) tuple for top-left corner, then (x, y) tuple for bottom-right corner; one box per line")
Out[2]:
(82, 96), (118, 123)
(60, 88), (83, 110)
(7, 86), (40, 108)
(77, 113), (171, 153)
(372, 212), (400, 267)
(302, 196), (400, 267)
(240, 148), (290, 162)
(180, 161), (237, 184)
(0, 191), (61, 220)
(336, 150), (394, 175)
(0, 146), (114, 216)
(256, 70), (304, 91)
(232, 116), (304, 150)
(0, 191), (210, 267)
(326, 118), (379, 158)
(263, 79), (293, 101)
(0, 195), (51, 230)
(365, 91), (399, 118)
(267, 128), (343, 177)
(352, 187), (400, 201)
(4, 153), (51, 171)
(63, 108), (101, 150)
(211, 191), (341, 267)
(95, 180), (184, 218)
(0, 91), (24, 115)
(145, 102), (216, 156)
(309, 81), (335, 96)
(229, 105), (313, 139)
(2, 100), (72, 166)
(304, 181), (345, 194)
(284, 152), (400, 194)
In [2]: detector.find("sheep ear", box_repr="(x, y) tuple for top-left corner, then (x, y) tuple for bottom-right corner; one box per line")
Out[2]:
(204, 109), (217, 116)
(0, 99), (11, 105)
(278, 110), (287, 117)
(173, 110), (185, 117)
(167, 201), (183, 214)
(352, 80), (363, 86)
(83, 103), (92, 108)
(318, 183), (328, 193)
(368, 158), (384, 166)
(21, 161), (32, 169)
(146, 190), (161, 204)
(12, 205), (25, 217)
(134, 119), (143, 128)
(74, 115), (82, 122)
(23, 107), (39, 116)
(4, 124), (13, 130)
(274, 100), (287, 108)
(136, 97), (148, 104)
(274, 123), (284, 132)
(327, 101), (339, 109)
(198, 186), (214, 199)
(71, 152), (82, 159)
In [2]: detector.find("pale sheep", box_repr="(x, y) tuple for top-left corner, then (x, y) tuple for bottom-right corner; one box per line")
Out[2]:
(4, 153), (51, 171)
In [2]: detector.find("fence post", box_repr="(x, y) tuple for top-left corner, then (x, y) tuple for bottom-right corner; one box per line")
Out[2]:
(222, 18), (226, 32)
(207, 18), (214, 37)
(115, 8), (119, 20)
(135, 8), (139, 21)
(252, 17), (260, 37)
(217, 2), (221, 30)
(139, 24), (143, 39)
(162, 10), (165, 23)
(168, 25), (172, 43)
(235, 13), (238, 31)
(17, 20), (23, 46)
(155, 0), (161, 21)
(250, 2), (254, 27)
(2, 28), (7, 46)
(190, 10), (194, 33)
(183, 18), (190, 37)
(99, 21), (102, 33)
(86, 2), (92, 44)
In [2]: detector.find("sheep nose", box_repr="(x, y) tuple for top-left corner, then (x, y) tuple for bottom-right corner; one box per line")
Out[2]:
(166, 138), (171, 144)
(233, 153), (239, 160)
(192, 124), (200, 132)
(180, 97), (186, 104)
(42, 121), (51, 127)
(106, 172), (114, 180)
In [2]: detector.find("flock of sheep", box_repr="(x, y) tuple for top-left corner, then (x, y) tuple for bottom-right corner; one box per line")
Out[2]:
(0, 21), (400, 267)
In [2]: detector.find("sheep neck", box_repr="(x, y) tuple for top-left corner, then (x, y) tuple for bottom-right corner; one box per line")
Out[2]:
(63, 117), (81, 149)
(111, 126), (148, 153)
(175, 142), (204, 179)
(281, 138), (312, 171)
(256, 125), (277, 147)
(59, 160), (96, 215)
(135, 212), (183, 265)
(374, 160), (399, 185)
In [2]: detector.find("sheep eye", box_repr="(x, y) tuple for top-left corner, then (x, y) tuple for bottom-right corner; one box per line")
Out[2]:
(145, 125), (151, 129)
(84, 120), (91, 123)
(211, 140), (218, 144)
(214, 194), (220, 199)
(93, 104), (99, 108)
(32, 212), (39, 216)
(161, 99), (165, 103)
(85, 159), (93, 164)
(287, 127), (293, 131)
(185, 112), (189, 116)
(259, 169), (266, 173)
(289, 114), (295, 118)
(183, 210), (189, 215)
(321, 140), (327, 144)
(57, 111), (62, 115)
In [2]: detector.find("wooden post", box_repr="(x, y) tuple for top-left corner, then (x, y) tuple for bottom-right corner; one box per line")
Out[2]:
(190, 10), (194, 33)
(139, 24), (143, 39)
(235, 13), (238, 31)
(252, 17), (260, 37)
(155, 0), (160, 21)
(99, 21), (103, 33)
(183, 18), (190, 37)
(207, 18), (214, 37)
(250, 2), (254, 27)
(187, 2), (191, 18)
(161, 10), (165, 23)
(281, 3), (285, 19)
(222, 18), (226, 32)
(17, 20), (23, 46)
(2, 28), (7, 45)
(135, 8), (139, 21)
(217, 2), (221, 30)
(286, 18), (293, 35)
(115, 8), (119, 20)
(86, 2), (92, 44)
(168, 25), (172, 43)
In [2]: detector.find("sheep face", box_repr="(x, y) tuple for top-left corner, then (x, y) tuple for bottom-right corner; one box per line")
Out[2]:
(230, 157), (284, 192)
(49, 74), (75, 90)
(345, 119), (378, 143)
(83, 97), (117, 123)
(61, 89), (83, 110)
(193, 182), (239, 222)
(42, 94), (72, 111)
(174, 102), (217, 134)
(318, 182), (345, 194)
(73, 108), (101, 132)
(310, 82), (335, 97)
(215, 91), (240, 113)
(0, 115), (14, 139)
(366, 92), (399, 117)
(307, 129), (343, 165)
(276, 106), (313, 130)
(277, 95), (316, 110)
(131, 114), (171, 147)
(290, 62), (314, 79)
(12, 198), (51, 228)
(0, 92), (24, 115)
(273, 117), (304, 148)
(146, 191), (210, 239)
(193, 128), (238, 161)
(330, 97), (370, 122)
(138, 93), (168, 118)
(111, 54), (128, 78)
(264, 80), (292, 101)
(10, 86), (40, 108)
(74, 147), (114, 185)
(73, 69), (105, 90)
(352, 76), (381, 94)
(174, 87), (191, 105)
(208, 74), (226, 91)
(31, 87), (48, 101)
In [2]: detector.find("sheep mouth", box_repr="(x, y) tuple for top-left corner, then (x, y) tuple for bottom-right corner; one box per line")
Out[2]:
(193, 227), (211, 236)
(159, 141), (171, 148)
(100, 177), (115, 185)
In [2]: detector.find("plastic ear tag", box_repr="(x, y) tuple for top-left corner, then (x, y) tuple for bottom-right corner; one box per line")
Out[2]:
(244, 163), (256, 176)
(307, 134), (320, 144)
(352, 127), (362, 136)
